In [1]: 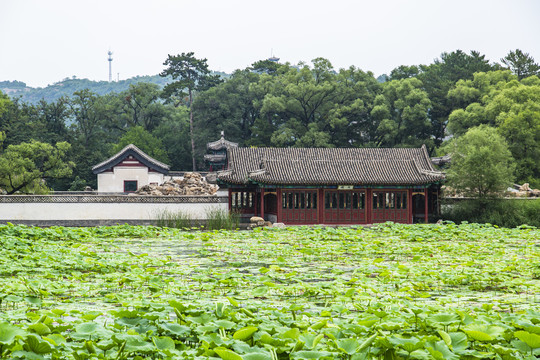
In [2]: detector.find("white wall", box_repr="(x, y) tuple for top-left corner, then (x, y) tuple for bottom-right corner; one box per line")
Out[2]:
(0, 196), (228, 223)
(0, 202), (226, 221)
(97, 167), (164, 193)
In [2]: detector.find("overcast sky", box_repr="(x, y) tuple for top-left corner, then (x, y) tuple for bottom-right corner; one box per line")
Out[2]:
(1, 0), (539, 88)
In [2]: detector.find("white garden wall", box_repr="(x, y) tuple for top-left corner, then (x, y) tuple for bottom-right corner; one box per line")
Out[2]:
(0, 195), (228, 226)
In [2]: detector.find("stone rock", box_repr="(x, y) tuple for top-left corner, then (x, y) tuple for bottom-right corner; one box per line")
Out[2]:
(272, 222), (286, 229)
(519, 183), (531, 191)
(250, 216), (264, 223)
(134, 172), (218, 196)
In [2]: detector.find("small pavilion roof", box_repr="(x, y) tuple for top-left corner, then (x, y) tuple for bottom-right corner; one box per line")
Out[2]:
(206, 132), (238, 151)
(92, 144), (170, 174)
(218, 145), (445, 186)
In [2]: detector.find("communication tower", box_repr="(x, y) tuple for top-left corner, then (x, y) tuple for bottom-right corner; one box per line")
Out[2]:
(268, 49), (279, 62)
(108, 50), (113, 82)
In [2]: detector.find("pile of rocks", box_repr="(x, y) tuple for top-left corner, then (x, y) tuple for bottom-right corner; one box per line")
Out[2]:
(248, 216), (286, 229)
(249, 216), (270, 228)
(508, 183), (540, 197)
(134, 172), (219, 196)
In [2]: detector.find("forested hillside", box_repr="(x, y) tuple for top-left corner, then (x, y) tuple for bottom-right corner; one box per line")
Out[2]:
(0, 76), (171, 104)
(0, 49), (539, 192)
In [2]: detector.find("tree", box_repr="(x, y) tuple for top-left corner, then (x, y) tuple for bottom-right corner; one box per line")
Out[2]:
(372, 77), (431, 147)
(70, 89), (102, 147)
(112, 126), (170, 165)
(153, 106), (192, 171)
(0, 141), (74, 194)
(119, 83), (164, 131)
(447, 71), (540, 184)
(260, 58), (340, 147)
(446, 126), (515, 198)
(501, 49), (540, 80)
(389, 65), (420, 80)
(160, 52), (222, 170)
(192, 69), (264, 161)
(0, 91), (10, 118)
(418, 50), (495, 151)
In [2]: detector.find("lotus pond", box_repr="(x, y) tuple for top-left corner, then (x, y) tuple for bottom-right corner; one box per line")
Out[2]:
(0, 222), (539, 359)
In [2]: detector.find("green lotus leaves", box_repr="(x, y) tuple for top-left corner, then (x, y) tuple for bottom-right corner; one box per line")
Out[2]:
(0, 322), (25, 344)
(462, 324), (505, 342)
(233, 326), (258, 341)
(152, 336), (175, 351)
(515, 330), (540, 349)
(243, 352), (273, 360)
(215, 347), (244, 360)
(290, 350), (334, 359)
(336, 338), (360, 355)
(0, 223), (539, 358)
(24, 334), (53, 354)
(27, 323), (51, 336)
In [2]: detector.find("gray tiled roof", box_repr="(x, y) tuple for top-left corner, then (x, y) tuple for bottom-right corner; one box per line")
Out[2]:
(92, 144), (170, 174)
(218, 146), (445, 186)
(206, 134), (238, 151)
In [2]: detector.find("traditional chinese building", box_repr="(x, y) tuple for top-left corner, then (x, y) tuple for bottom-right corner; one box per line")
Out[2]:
(92, 144), (170, 193)
(217, 146), (445, 224)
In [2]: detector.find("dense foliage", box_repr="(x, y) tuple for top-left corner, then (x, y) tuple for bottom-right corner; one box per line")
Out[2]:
(445, 126), (515, 198)
(0, 223), (539, 359)
(0, 49), (539, 191)
(442, 198), (540, 228)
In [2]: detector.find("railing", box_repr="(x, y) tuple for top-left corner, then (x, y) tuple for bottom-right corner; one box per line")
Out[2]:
(0, 194), (228, 204)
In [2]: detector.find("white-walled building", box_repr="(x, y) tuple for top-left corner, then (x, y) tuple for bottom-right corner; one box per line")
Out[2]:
(92, 144), (170, 193)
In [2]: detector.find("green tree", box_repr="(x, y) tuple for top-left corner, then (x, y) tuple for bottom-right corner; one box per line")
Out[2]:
(153, 106), (192, 171)
(446, 126), (515, 198)
(447, 72), (540, 183)
(389, 65), (420, 80)
(418, 50), (495, 150)
(70, 89), (103, 147)
(501, 49), (540, 80)
(260, 58), (340, 147)
(0, 91), (10, 118)
(69, 90), (112, 189)
(112, 126), (170, 165)
(0, 140), (74, 194)
(160, 52), (222, 170)
(27, 98), (70, 144)
(372, 77), (431, 147)
(119, 83), (164, 131)
(0, 97), (33, 146)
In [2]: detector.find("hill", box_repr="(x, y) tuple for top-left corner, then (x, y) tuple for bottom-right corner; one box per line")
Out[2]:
(0, 71), (229, 103)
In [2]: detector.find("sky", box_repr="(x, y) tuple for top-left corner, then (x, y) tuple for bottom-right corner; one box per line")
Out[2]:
(1, 0), (539, 88)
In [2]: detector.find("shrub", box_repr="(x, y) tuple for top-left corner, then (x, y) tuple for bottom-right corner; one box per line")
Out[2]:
(442, 198), (540, 228)
(155, 209), (194, 229)
(205, 208), (239, 230)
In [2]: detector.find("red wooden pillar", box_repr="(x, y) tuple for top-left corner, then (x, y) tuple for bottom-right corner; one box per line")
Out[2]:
(277, 189), (282, 223)
(260, 188), (265, 220)
(424, 187), (428, 224)
(408, 189), (413, 224)
(366, 188), (372, 224)
(228, 188), (232, 211)
(318, 188), (324, 224)
(255, 190), (259, 217)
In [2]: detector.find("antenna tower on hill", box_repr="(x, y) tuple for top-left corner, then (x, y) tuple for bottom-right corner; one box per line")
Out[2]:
(108, 50), (113, 82)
